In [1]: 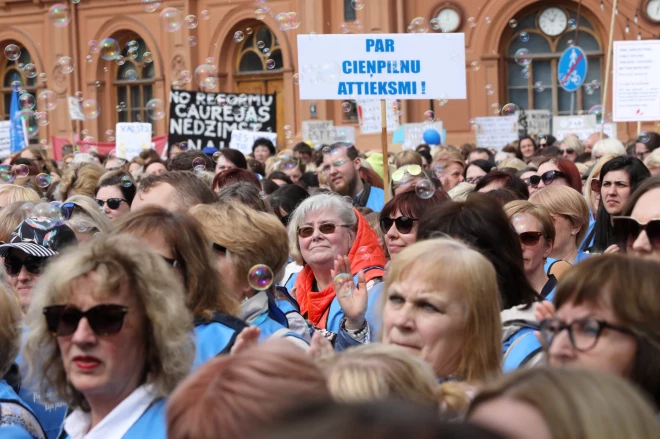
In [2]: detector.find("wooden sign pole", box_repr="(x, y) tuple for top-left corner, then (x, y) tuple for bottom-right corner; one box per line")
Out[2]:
(600, 0), (618, 139)
(381, 99), (390, 202)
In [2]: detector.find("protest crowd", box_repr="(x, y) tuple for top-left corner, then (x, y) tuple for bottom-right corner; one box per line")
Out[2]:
(0, 129), (658, 439)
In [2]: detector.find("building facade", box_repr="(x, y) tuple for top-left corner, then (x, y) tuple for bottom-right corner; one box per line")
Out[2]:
(0, 0), (658, 153)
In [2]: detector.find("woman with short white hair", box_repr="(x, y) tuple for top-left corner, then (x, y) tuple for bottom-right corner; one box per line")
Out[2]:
(591, 138), (626, 161)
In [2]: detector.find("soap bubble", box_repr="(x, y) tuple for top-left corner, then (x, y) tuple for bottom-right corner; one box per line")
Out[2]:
(74, 91), (83, 101)
(257, 40), (265, 49)
(234, 31), (245, 42)
(501, 103), (519, 116)
(121, 176), (133, 188)
(266, 59), (276, 69)
(185, 14), (198, 29)
(21, 202), (34, 218)
(82, 99), (100, 119)
(248, 264), (273, 291)
(88, 40), (100, 53)
(200, 10), (210, 20)
(514, 48), (531, 66)
(292, 73), (300, 85)
(146, 98), (165, 120)
(13, 164), (29, 178)
(276, 150), (298, 171)
(519, 32), (530, 43)
(318, 62), (340, 83)
(161, 7), (183, 32)
(35, 111), (49, 127)
(470, 61), (480, 71)
(127, 48), (139, 60)
(415, 179), (435, 199)
(105, 130), (116, 141)
(19, 93), (35, 110)
(142, 0), (161, 13)
(491, 102), (501, 114)
(509, 19), (518, 28)
(351, 0), (365, 10)
(58, 56), (74, 74)
(333, 272), (355, 297)
(29, 202), (65, 230)
(430, 18), (441, 31)
(639, 131), (651, 143)
(99, 38), (120, 61)
(13, 110), (38, 138)
(407, 17), (428, 33)
(23, 63), (37, 79)
(423, 110), (435, 121)
(194, 64), (216, 88)
(36, 173), (52, 188)
(49, 3), (71, 28)
(467, 17), (477, 28)
(568, 18), (577, 29)
(115, 56), (126, 66)
(485, 84), (494, 95)
(342, 102), (352, 112)
(192, 157), (206, 171)
(534, 81), (545, 92)
(4, 44), (20, 61)
(521, 68), (530, 79)
(125, 70), (137, 81)
(246, 27), (253, 35)
(143, 52), (153, 63)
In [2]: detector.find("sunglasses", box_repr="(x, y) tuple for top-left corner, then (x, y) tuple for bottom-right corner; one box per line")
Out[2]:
(392, 165), (422, 183)
(518, 231), (544, 247)
(60, 202), (77, 220)
(96, 198), (128, 210)
(559, 148), (575, 155)
(527, 170), (565, 188)
(612, 216), (660, 249)
(4, 255), (47, 276)
(43, 304), (128, 337)
(379, 216), (417, 234)
(297, 223), (350, 238)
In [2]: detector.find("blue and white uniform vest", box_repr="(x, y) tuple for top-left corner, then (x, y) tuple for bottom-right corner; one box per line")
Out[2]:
(365, 186), (385, 212)
(241, 291), (309, 346)
(192, 312), (247, 370)
(119, 399), (167, 439)
(0, 379), (46, 439)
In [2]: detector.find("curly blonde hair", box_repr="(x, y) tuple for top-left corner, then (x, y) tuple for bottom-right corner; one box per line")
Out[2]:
(58, 162), (105, 200)
(23, 234), (195, 411)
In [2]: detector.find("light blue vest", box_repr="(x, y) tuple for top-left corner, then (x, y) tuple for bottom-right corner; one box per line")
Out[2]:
(365, 186), (385, 212)
(192, 315), (247, 370)
(0, 379), (46, 439)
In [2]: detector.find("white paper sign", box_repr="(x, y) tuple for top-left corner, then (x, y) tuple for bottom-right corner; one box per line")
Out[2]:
(333, 126), (356, 144)
(357, 99), (399, 134)
(297, 34), (467, 100)
(516, 110), (551, 136)
(229, 130), (278, 156)
(551, 115), (614, 141)
(474, 117), (518, 150)
(302, 120), (334, 147)
(613, 40), (660, 122)
(115, 123), (152, 160)
(401, 122), (444, 150)
(0, 121), (10, 158)
(68, 97), (84, 121)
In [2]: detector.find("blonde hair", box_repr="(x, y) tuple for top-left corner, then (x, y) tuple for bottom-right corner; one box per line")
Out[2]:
(0, 285), (22, 377)
(530, 185), (590, 246)
(497, 157), (526, 171)
(23, 234), (195, 410)
(432, 150), (465, 172)
(447, 182), (475, 201)
(469, 367), (660, 439)
(63, 195), (113, 235)
(58, 162), (105, 200)
(503, 200), (556, 243)
(0, 184), (40, 205)
(383, 238), (501, 382)
(560, 135), (585, 156)
(190, 202), (289, 285)
(644, 148), (660, 171)
(0, 202), (28, 242)
(393, 151), (423, 169)
(583, 153), (618, 212)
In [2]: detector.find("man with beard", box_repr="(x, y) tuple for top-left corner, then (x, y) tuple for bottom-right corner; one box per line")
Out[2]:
(321, 143), (385, 212)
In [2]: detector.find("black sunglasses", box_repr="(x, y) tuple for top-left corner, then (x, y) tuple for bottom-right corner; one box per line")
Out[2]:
(4, 255), (47, 276)
(43, 304), (128, 337)
(518, 231), (544, 247)
(528, 170), (565, 188)
(379, 216), (417, 234)
(297, 223), (350, 238)
(559, 148), (575, 155)
(612, 216), (660, 249)
(60, 202), (77, 220)
(96, 198), (128, 210)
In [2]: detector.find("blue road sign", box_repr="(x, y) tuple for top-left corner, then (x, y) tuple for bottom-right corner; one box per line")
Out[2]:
(557, 46), (588, 93)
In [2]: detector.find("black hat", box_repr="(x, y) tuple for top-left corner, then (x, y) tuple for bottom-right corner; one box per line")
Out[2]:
(0, 218), (78, 258)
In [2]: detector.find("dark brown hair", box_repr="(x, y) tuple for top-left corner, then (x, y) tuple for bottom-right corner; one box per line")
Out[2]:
(139, 172), (216, 210)
(213, 168), (261, 192)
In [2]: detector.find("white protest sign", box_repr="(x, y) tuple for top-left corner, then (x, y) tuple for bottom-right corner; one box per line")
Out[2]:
(474, 116), (518, 150)
(302, 120), (334, 147)
(68, 97), (84, 121)
(516, 110), (551, 136)
(613, 40), (660, 122)
(297, 34), (466, 100)
(357, 99), (399, 134)
(0, 121), (10, 158)
(401, 122), (444, 150)
(551, 115), (616, 141)
(333, 126), (356, 144)
(115, 123), (152, 160)
(229, 130), (278, 156)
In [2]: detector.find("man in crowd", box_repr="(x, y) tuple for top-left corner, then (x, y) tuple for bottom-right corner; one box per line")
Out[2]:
(467, 147), (495, 164)
(585, 132), (608, 154)
(321, 143), (385, 212)
(132, 172), (216, 212)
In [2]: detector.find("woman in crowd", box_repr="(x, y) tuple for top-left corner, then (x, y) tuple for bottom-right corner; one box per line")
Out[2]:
(286, 193), (386, 334)
(431, 151), (464, 191)
(389, 165), (438, 196)
(393, 150), (422, 169)
(216, 182), (271, 213)
(539, 254), (660, 407)
(167, 339), (328, 439)
(530, 186), (590, 266)
(0, 184), (40, 209)
(535, 157), (582, 193)
(516, 136), (537, 164)
(634, 131), (660, 162)
(643, 149), (660, 176)
(190, 202), (309, 346)
(252, 139), (276, 164)
(612, 175), (660, 259)
(23, 235), (195, 438)
(268, 184), (310, 226)
(591, 156), (649, 253)
(591, 138), (627, 161)
(94, 170), (135, 222)
(214, 148), (248, 174)
(581, 154), (619, 251)
(62, 195), (113, 242)
(557, 136), (584, 162)
(114, 208), (246, 368)
(464, 160), (495, 184)
(503, 201), (557, 297)
(58, 163), (105, 200)
(379, 187), (448, 259)
(334, 238), (502, 411)
(212, 168), (261, 192)
(469, 367), (659, 439)
(19, 146), (57, 176)
(474, 171), (529, 198)
(144, 160), (168, 176)
(0, 202), (28, 242)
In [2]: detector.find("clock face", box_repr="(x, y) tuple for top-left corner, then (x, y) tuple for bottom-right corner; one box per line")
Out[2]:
(436, 8), (461, 32)
(539, 7), (568, 36)
(646, 0), (660, 22)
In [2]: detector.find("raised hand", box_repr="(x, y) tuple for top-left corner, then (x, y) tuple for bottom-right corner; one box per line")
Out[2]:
(330, 255), (367, 330)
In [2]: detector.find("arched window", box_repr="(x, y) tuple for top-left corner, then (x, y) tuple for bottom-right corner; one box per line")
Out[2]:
(236, 25), (283, 72)
(1, 44), (37, 119)
(113, 38), (155, 124)
(504, 7), (603, 115)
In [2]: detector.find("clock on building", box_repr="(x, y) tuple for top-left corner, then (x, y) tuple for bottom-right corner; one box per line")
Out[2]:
(644, 0), (660, 23)
(434, 4), (462, 33)
(538, 7), (568, 36)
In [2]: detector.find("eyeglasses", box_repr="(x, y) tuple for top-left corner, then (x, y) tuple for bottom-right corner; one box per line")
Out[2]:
(539, 317), (634, 352)
(321, 158), (348, 174)
(4, 255), (47, 276)
(43, 304), (128, 337)
(392, 165), (422, 183)
(96, 198), (128, 210)
(379, 216), (417, 234)
(518, 231), (545, 247)
(612, 216), (660, 249)
(527, 170), (565, 188)
(559, 148), (575, 155)
(297, 223), (350, 238)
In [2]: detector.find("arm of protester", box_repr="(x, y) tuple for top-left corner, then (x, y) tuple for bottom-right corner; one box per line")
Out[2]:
(308, 330), (335, 361)
(230, 326), (261, 355)
(331, 255), (368, 331)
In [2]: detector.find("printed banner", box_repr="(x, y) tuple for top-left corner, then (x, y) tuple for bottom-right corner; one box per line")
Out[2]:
(168, 90), (277, 151)
(612, 40), (660, 122)
(229, 130), (278, 156)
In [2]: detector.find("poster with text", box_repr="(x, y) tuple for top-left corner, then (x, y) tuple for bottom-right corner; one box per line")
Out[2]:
(0, 121), (10, 158)
(357, 98), (400, 134)
(613, 40), (660, 122)
(552, 115), (616, 141)
(168, 90), (277, 151)
(115, 123), (152, 160)
(474, 117), (518, 150)
(302, 120), (334, 147)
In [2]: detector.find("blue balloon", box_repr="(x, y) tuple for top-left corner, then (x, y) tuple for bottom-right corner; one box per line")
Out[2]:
(423, 129), (441, 145)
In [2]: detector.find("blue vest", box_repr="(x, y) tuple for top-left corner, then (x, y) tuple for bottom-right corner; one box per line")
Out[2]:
(0, 379), (46, 439)
(365, 186), (385, 212)
(502, 327), (542, 373)
(579, 217), (596, 252)
(252, 311), (308, 344)
(192, 313), (247, 370)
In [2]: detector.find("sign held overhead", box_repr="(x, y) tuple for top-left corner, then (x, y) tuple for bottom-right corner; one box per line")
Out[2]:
(297, 34), (467, 100)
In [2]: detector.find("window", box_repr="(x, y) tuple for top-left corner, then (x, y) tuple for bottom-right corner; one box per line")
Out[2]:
(1, 44), (37, 120)
(113, 38), (154, 124)
(505, 8), (603, 115)
(236, 25), (283, 72)
(344, 0), (357, 22)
